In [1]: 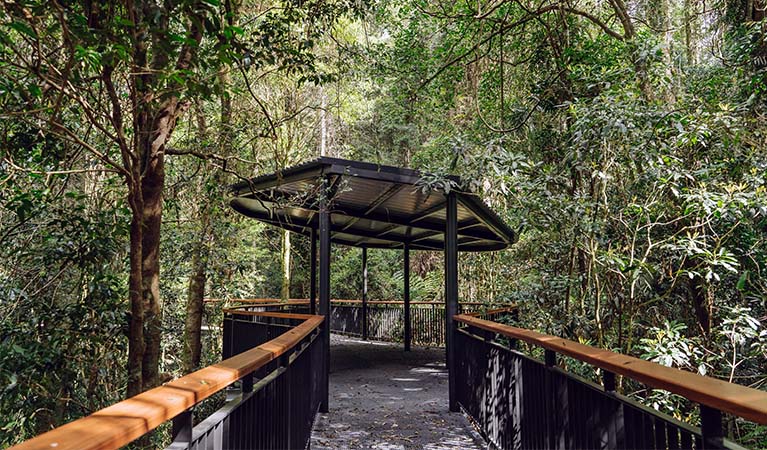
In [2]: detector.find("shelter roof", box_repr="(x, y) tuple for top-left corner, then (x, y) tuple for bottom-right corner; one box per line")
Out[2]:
(230, 157), (516, 251)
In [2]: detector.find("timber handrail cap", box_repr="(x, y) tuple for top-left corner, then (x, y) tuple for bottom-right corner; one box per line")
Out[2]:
(211, 297), (513, 306)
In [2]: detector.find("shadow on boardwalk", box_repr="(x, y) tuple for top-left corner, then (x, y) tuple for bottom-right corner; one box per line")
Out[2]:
(311, 335), (486, 449)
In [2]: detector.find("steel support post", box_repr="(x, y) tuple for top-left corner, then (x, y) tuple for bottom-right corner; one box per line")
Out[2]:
(310, 227), (317, 315)
(404, 243), (411, 351)
(445, 193), (459, 412)
(362, 247), (368, 340)
(319, 177), (331, 413)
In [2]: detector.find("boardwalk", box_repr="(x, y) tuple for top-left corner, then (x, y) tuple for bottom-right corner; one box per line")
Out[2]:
(311, 335), (485, 450)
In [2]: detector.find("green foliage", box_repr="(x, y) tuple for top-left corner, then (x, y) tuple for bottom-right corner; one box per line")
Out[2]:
(0, 174), (128, 443)
(345, 0), (767, 443)
(2, 0), (767, 446)
(639, 321), (704, 373)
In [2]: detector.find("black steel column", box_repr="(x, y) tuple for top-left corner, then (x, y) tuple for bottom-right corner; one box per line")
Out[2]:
(445, 192), (459, 412)
(404, 243), (411, 352)
(310, 227), (317, 315)
(319, 178), (331, 413)
(362, 246), (368, 340)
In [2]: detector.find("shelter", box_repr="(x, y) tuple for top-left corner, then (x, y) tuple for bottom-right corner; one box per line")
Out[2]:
(229, 157), (516, 412)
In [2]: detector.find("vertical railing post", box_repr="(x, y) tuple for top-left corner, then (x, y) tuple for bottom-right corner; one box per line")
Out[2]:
(310, 227), (317, 315)
(700, 405), (724, 449)
(603, 370), (616, 393)
(241, 373), (253, 394)
(362, 246), (368, 340)
(280, 350), (292, 449)
(319, 175), (332, 413)
(240, 374), (252, 450)
(544, 349), (557, 448)
(544, 349), (556, 367)
(445, 192), (459, 412)
(404, 243), (411, 352)
(222, 314), (232, 359)
(171, 408), (194, 445)
(602, 370), (622, 448)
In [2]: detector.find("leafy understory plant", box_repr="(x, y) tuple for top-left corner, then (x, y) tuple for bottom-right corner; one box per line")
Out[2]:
(719, 306), (763, 383)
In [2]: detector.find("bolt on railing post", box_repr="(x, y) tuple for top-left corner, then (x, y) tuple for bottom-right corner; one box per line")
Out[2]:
(700, 405), (725, 449)
(171, 408), (194, 444)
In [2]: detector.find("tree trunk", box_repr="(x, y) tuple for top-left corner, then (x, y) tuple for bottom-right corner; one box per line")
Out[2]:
(135, 95), (186, 391)
(650, 0), (675, 102)
(180, 0), (237, 365)
(683, 0), (697, 65)
(127, 194), (145, 398)
(319, 91), (328, 157)
(183, 235), (207, 373)
(140, 149), (165, 391)
(182, 105), (213, 374)
(610, 0), (655, 100)
(688, 275), (712, 335)
(281, 229), (291, 301)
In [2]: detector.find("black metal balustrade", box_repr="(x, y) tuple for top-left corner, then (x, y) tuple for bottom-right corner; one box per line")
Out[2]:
(331, 302), (448, 345)
(453, 313), (755, 450)
(330, 302), (508, 346)
(167, 311), (324, 450)
(11, 309), (325, 450)
(222, 311), (303, 358)
(226, 299), (502, 347)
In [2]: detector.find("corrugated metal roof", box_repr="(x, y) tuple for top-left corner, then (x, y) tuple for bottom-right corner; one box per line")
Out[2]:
(229, 157), (516, 251)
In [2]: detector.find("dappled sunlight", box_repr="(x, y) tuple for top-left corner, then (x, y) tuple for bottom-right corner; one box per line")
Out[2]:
(411, 367), (444, 373)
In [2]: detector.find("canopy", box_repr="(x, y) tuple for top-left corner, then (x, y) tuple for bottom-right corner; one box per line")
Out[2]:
(229, 157), (516, 251)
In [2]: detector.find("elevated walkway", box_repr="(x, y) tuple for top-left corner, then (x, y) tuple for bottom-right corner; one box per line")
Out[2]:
(311, 335), (484, 449)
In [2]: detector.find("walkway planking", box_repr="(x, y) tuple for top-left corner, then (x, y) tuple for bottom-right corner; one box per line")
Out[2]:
(311, 335), (486, 450)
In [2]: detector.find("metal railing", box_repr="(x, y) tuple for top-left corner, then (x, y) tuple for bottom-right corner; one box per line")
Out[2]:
(11, 310), (325, 450)
(453, 312), (766, 450)
(217, 298), (506, 347)
(330, 301), (493, 346)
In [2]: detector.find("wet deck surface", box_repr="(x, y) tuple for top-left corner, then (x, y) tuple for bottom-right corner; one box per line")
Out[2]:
(310, 335), (485, 449)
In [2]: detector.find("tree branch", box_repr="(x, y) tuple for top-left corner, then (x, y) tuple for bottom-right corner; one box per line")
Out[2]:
(419, 1), (624, 90)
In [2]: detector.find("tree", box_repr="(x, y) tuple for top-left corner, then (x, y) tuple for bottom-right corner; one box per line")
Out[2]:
(0, 0), (358, 395)
(0, 0), (235, 396)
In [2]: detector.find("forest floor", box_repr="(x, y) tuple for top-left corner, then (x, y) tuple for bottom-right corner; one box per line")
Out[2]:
(310, 335), (486, 449)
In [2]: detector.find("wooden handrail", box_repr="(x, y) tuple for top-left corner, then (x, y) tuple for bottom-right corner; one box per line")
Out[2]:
(204, 298), (310, 304)
(222, 309), (318, 319)
(330, 300), (503, 306)
(455, 314), (767, 425)
(209, 297), (510, 306)
(463, 306), (518, 317)
(11, 313), (324, 450)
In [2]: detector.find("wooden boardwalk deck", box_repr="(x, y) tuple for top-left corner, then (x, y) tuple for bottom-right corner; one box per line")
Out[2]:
(311, 335), (485, 449)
